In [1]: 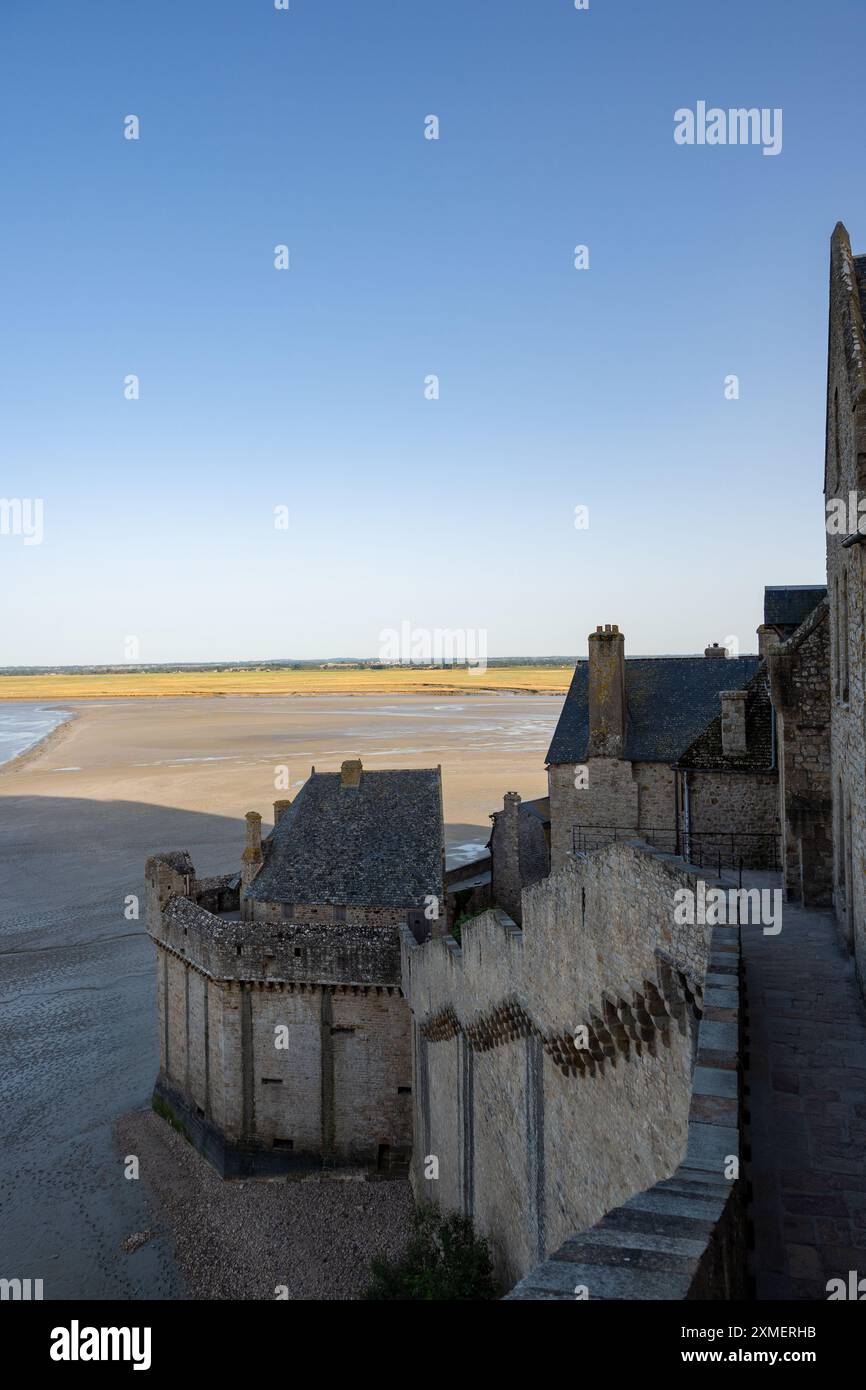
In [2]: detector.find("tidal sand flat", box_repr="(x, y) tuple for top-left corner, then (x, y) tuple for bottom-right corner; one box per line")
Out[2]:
(0, 693), (557, 1299)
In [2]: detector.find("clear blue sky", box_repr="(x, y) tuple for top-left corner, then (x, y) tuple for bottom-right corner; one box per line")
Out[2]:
(1, 0), (863, 665)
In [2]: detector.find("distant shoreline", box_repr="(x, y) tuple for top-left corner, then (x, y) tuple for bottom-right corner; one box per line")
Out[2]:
(0, 706), (78, 775)
(0, 667), (572, 702)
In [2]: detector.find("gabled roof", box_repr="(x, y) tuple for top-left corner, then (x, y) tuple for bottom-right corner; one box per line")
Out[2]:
(763, 585), (827, 635)
(778, 594), (829, 654)
(676, 665), (774, 772)
(546, 656), (762, 765)
(245, 767), (444, 909)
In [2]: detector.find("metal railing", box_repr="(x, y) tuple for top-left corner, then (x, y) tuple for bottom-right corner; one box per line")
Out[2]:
(571, 824), (780, 875)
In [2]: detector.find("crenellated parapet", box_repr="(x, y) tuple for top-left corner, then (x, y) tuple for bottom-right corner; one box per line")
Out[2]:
(153, 892), (402, 988)
(147, 850), (402, 988)
(402, 840), (710, 1041)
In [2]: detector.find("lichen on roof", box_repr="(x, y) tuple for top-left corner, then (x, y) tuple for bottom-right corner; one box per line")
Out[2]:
(546, 656), (763, 765)
(245, 766), (444, 908)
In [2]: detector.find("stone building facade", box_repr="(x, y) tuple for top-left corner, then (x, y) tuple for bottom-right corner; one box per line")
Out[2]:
(824, 222), (866, 983)
(146, 761), (444, 1175)
(767, 597), (833, 906)
(546, 624), (768, 871)
(674, 662), (780, 871)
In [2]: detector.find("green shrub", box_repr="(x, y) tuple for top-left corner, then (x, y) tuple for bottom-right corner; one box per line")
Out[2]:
(364, 1205), (499, 1301)
(452, 910), (484, 946)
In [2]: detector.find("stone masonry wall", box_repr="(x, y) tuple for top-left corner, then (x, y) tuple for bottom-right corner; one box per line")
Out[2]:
(768, 601), (833, 906)
(400, 841), (713, 1286)
(686, 771), (780, 869)
(155, 955), (411, 1169)
(549, 759), (676, 869)
(147, 855), (411, 1175)
(549, 759), (637, 868)
(507, 920), (745, 1300)
(247, 900), (410, 929)
(825, 226), (866, 986)
(634, 762), (677, 833)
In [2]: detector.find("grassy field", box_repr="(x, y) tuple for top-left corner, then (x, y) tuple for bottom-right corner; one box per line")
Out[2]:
(0, 665), (573, 701)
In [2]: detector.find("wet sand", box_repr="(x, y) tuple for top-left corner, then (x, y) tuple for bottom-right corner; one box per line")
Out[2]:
(0, 694), (557, 1299)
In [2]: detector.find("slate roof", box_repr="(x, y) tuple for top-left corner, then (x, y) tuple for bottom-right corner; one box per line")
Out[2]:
(245, 767), (444, 908)
(763, 586), (827, 636)
(546, 656), (762, 765)
(676, 665), (774, 772)
(147, 850), (195, 877)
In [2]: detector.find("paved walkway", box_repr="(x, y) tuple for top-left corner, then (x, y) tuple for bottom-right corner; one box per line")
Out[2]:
(739, 873), (866, 1299)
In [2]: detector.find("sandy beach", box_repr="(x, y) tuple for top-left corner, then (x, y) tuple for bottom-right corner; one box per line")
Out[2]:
(0, 693), (557, 1298)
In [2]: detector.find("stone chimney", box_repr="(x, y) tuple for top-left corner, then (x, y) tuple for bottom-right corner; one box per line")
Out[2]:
(273, 799), (291, 826)
(704, 642), (726, 659)
(492, 793), (523, 926)
(757, 624), (780, 660)
(340, 758), (362, 788)
(241, 810), (263, 887)
(720, 690), (748, 757)
(587, 625), (626, 758)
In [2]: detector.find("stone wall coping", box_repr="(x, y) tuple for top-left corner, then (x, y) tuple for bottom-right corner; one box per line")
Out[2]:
(400, 905), (522, 967)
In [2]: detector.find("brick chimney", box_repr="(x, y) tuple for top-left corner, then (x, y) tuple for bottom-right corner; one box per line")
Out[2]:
(273, 799), (291, 825)
(340, 758), (363, 788)
(587, 624), (626, 757)
(704, 642), (726, 659)
(720, 690), (748, 756)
